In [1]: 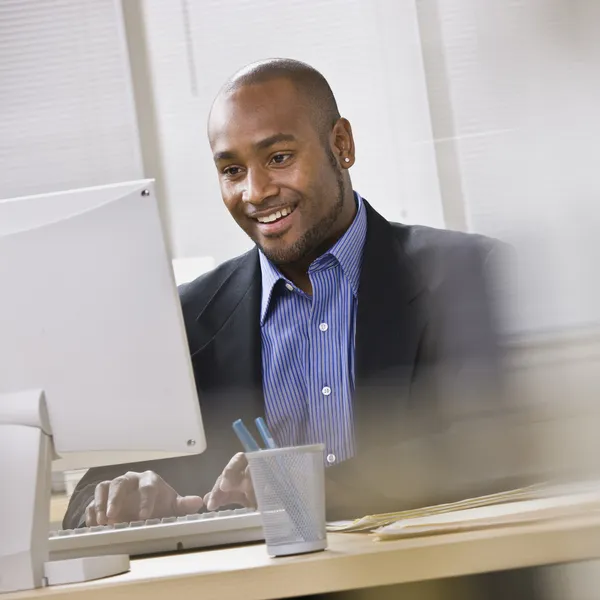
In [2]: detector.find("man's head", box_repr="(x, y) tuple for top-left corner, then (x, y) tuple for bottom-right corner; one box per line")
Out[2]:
(208, 58), (357, 267)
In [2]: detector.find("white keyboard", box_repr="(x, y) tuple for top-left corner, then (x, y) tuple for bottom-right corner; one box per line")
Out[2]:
(49, 508), (264, 560)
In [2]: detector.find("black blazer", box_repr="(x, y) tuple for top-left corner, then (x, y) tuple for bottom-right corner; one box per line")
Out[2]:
(65, 201), (513, 527)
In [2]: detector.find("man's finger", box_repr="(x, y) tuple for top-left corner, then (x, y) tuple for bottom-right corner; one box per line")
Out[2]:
(94, 481), (110, 525)
(205, 475), (225, 511)
(137, 472), (159, 520)
(206, 478), (248, 510)
(206, 489), (249, 511)
(219, 453), (248, 492)
(175, 495), (204, 516)
(205, 453), (251, 510)
(243, 465), (257, 507)
(106, 473), (137, 523)
(85, 500), (98, 527)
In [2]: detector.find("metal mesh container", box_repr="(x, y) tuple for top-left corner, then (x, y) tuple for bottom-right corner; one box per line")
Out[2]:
(246, 443), (327, 556)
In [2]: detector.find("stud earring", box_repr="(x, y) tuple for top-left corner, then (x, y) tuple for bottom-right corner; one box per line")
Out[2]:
(344, 157), (350, 163)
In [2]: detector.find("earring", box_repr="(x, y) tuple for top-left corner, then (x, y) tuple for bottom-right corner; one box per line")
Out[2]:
(344, 157), (350, 163)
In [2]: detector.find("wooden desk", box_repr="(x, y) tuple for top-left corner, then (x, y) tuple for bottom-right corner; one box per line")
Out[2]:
(7, 513), (600, 600)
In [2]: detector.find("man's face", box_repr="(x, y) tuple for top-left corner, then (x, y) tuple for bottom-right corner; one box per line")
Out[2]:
(208, 78), (349, 265)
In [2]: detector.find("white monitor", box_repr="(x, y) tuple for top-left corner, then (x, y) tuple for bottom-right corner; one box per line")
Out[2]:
(0, 180), (206, 592)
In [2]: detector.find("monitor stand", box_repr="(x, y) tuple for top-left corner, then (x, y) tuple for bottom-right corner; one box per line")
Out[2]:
(0, 390), (129, 593)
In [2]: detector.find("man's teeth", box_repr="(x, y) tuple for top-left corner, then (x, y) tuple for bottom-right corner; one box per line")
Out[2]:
(257, 207), (292, 224)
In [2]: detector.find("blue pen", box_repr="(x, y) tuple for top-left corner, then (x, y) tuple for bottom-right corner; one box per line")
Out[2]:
(255, 417), (277, 449)
(232, 419), (261, 452)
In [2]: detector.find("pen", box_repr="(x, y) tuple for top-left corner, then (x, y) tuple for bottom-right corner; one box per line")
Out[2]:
(232, 418), (261, 452)
(255, 417), (277, 449)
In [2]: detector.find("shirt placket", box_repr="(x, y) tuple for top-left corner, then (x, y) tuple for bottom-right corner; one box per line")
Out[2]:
(310, 267), (341, 466)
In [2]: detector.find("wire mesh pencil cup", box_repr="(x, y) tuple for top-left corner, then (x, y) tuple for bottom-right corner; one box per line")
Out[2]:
(246, 443), (327, 556)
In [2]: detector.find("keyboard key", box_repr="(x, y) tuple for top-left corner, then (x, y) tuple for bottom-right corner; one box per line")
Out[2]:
(58, 529), (73, 536)
(114, 522), (128, 529)
(145, 518), (161, 526)
(161, 516), (177, 524)
(186, 514), (201, 521)
(130, 521), (145, 527)
(74, 528), (89, 535)
(91, 526), (105, 533)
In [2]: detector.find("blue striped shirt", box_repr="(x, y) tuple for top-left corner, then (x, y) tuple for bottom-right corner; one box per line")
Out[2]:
(259, 193), (367, 466)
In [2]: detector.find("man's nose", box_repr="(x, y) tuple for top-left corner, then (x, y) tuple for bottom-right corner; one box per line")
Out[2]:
(241, 168), (278, 205)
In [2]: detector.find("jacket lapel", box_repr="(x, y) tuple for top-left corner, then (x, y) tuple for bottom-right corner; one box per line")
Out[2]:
(354, 203), (428, 450)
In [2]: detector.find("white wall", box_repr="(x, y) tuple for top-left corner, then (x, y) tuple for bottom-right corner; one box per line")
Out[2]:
(0, 0), (143, 200)
(416, 0), (600, 335)
(126, 0), (445, 263)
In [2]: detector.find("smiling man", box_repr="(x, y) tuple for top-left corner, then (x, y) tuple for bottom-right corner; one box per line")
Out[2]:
(66, 58), (519, 534)
(63, 58), (537, 598)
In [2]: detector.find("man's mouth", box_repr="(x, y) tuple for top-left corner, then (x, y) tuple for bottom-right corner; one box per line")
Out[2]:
(251, 205), (297, 236)
(254, 205), (296, 224)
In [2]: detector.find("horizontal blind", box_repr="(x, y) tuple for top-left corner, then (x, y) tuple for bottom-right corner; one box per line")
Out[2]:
(0, 0), (142, 200)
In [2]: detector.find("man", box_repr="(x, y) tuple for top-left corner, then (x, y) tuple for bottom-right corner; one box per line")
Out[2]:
(65, 58), (518, 530)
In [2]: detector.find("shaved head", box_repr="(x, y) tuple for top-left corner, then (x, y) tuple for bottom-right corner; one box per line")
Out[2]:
(212, 58), (341, 143)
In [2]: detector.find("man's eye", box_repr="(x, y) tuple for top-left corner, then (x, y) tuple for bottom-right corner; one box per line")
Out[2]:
(223, 166), (242, 177)
(270, 153), (291, 165)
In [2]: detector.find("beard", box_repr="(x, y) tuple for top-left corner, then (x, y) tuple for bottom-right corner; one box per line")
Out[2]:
(260, 150), (346, 266)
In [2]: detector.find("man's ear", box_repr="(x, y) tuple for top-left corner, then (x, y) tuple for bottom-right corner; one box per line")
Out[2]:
(331, 118), (355, 169)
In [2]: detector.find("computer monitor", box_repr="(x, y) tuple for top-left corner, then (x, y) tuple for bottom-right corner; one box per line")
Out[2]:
(0, 180), (206, 592)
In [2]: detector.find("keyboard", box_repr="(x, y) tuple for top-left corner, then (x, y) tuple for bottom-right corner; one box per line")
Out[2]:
(49, 508), (264, 560)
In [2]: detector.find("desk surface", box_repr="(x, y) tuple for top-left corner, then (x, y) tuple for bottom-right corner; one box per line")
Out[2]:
(8, 513), (600, 600)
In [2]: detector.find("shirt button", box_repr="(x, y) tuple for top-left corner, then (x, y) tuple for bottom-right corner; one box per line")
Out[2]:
(319, 322), (328, 332)
(285, 283), (293, 291)
(327, 453), (336, 464)
(321, 386), (331, 396)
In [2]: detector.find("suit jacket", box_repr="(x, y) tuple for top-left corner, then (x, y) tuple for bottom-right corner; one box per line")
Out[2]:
(64, 201), (518, 528)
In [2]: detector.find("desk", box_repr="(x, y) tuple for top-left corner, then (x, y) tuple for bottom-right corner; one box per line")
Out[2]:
(7, 513), (600, 600)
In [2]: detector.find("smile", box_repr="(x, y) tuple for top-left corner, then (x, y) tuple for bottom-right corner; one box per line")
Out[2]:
(254, 205), (295, 224)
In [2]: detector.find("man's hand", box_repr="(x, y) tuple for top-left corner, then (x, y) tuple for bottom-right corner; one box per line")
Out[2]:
(204, 453), (256, 511)
(85, 471), (203, 526)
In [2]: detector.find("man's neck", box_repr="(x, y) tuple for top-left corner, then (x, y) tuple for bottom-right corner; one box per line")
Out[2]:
(278, 192), (357, 295)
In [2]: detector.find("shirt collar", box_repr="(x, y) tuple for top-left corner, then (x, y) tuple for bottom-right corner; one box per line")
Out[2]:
(259, 192), (368, 325)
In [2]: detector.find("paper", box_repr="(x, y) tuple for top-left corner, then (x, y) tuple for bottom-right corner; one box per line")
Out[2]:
(374, 488), (600, 540)
(325, 481), (600, 534)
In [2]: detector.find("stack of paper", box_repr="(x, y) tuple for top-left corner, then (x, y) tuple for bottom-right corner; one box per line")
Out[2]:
(326, 481), (600, 534)
(374, 488), (600, 540)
